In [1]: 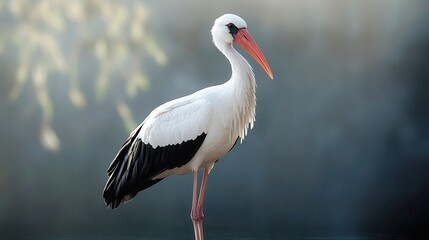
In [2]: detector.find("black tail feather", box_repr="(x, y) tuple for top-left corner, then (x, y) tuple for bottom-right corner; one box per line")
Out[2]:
(102, 124), (206, 209)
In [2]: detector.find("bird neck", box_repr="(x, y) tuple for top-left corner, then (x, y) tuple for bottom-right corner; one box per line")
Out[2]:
(218, 42), (257, 141)
(218, 43), (255, 85)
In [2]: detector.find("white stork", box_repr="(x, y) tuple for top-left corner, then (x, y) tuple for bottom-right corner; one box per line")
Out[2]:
(103, 14), (273, 240)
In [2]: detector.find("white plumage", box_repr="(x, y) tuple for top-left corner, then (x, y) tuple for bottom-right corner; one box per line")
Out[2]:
(139, 14), (258, 173)
(103, 13), (273, 240)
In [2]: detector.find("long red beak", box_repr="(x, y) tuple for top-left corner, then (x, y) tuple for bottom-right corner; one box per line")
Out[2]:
(233, 28), (274, 79)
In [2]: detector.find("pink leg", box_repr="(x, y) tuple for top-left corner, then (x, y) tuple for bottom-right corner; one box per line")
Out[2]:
(190, 168), (210, 240)
(197, 168), (209, 216)
(191, 171), (202, 240)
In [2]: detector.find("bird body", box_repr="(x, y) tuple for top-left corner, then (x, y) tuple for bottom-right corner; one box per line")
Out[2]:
(103, 13), (273, 240)
(144, 61), (256, 177)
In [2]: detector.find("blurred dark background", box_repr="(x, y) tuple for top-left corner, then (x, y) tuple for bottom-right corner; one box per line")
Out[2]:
(1, 0), (428, 239)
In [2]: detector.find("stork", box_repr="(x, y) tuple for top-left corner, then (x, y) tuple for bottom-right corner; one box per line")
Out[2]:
(103, 14), (273, 240)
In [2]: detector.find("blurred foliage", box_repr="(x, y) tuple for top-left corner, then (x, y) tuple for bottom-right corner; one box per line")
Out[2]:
(0, 0), (167, 151)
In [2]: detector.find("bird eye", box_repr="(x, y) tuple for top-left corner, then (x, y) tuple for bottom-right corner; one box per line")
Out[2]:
(226, 23), (239, 35)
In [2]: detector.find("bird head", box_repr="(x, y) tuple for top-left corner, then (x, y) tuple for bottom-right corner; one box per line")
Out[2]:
(211, 14), (273, 79)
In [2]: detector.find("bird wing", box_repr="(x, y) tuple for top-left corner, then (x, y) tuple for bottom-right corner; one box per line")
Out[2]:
(103, 96), (212, 209)
(139, 96), (212, 147)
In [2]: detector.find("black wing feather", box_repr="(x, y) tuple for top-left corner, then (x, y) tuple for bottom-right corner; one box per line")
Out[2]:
(103, 124), (206, 209)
